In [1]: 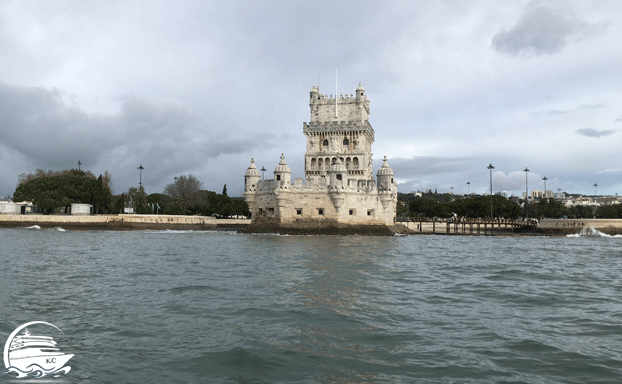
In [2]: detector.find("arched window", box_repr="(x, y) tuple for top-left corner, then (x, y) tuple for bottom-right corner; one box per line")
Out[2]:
(336, 174), (342, 181)
(343, 138), (349, 147)
(311, 158), (317, 170)
(353, 157), (359, 169)
(323, 139), (329, 148)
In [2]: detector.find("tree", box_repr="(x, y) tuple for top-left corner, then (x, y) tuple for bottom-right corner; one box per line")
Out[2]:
(163, 197), (188, 215)
(91, 175), (113, 214)
(222, 184), (227, 196)
(13, 172), (97, 212)
(163, 175), (203, 201)
(133, 186), (153, 214)
(596, 204), (622, 218)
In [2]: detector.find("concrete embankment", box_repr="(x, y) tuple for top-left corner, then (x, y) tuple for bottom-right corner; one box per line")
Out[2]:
(402, 219), (622, 236)
(538, 219), (622, 236)
(0, 214), (251, 231)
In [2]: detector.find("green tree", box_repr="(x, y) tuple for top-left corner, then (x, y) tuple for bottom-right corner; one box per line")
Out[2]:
(91, 175), (113, 214)
(163, 197), (188, 215)
(222, 184), (228, 196)
(596, 204), (622, 218)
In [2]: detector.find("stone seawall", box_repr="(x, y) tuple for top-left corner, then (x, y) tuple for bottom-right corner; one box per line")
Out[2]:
(538, 219), (622, 235)
(245, 217), (412, 235)
(0, 214), (223, 230)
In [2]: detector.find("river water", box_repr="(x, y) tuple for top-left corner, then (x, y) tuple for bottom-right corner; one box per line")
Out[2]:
(1, 228), (621, 383)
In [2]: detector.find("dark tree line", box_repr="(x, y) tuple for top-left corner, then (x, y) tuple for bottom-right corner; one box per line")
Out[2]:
(403, 193), (616, 219)
(13, 170), (112, 213)
(408, 195), (522, 218)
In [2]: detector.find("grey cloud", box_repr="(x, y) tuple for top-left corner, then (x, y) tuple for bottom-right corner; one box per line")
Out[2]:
(381, 156), (474, 179)
(0, 82), (273, 191)
(576, 128), (616, 138)
(492, 1), (602, 56)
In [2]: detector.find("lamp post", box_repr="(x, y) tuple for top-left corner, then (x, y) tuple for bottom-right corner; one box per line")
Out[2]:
(524, 167), (530, 219)
(450, 186), (454, 195)
(466, 181), (470, 195)
(543, 176), (547, 197)
(594, 183), (598, 196)
(137, 164), (144, 189)
(77, 160), (82, 171)
(487, 164), (494, 219)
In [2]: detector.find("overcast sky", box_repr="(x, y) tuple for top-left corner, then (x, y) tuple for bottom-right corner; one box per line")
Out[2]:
(1, 0), (621, 199)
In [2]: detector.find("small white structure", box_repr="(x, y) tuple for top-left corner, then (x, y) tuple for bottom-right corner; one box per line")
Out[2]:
(70, 203), (93, 215)
(0, 201), (31, 214)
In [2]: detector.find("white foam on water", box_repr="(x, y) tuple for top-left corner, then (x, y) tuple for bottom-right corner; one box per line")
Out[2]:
(25, 225), (41, 229)
(567, 226), (622, 238)
(55, 227), (66, 232)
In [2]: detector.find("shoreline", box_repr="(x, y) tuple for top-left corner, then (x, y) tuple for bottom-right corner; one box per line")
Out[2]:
(1, 215), (621, 236)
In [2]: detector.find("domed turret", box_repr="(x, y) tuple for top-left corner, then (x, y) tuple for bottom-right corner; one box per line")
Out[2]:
(244, 158), (261, 192)
(355, 82), (365, 101)
(273, 153), (291, 186)
(310, 85), (320, 104)
(377, 156), (394, 191)
(243, 158), (261, 215)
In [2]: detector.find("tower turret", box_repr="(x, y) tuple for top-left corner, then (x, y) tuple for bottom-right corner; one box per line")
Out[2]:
(273, 153), (291, 187)
(329, 158), (347, 210)
(376, 156), (397, 213)
(244, 158), (261, 216)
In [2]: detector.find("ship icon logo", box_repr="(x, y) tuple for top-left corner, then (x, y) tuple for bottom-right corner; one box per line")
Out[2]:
(3, 321), (73, 378)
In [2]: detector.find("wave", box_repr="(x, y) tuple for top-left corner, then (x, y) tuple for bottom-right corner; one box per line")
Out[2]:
(55, 227), (66, 232)
(4, 364), (71, 378)
(567, 226), (622, 238)
(25, 225), (41, 229)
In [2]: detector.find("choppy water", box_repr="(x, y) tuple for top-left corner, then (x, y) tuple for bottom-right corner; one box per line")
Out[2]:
(1, 227), (621, 383)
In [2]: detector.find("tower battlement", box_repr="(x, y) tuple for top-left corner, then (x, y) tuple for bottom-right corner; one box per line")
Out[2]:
(309, 83), (370, 124)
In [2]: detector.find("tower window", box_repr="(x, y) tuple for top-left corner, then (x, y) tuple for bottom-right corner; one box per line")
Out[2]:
(317, 208), (324, 215)
(343, 138), (349, 146)
(323, 139), (329, 148)
(336, 174), (342, 181)
(296, 208), (302, 215)
(349, 209), (356, 216)
(276, 175), (281, 181)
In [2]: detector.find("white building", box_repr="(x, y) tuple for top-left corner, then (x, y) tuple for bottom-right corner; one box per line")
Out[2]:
(244, 84), (398, 229)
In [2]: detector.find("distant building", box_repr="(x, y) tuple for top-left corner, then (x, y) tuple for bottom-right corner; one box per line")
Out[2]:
(0, 201), (33, 214)
(499, 191), (508, 198)
(244, 84), (398, 228)
(70, 203), (93, 215)
(531, 190), (543, 199)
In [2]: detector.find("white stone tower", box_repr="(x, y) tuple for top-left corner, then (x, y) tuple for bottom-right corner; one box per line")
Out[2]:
(304, 83), (374, 185)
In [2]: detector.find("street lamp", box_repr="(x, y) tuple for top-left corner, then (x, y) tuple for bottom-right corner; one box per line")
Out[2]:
(137, 164), (144, 189)
(77, 160), (82, 171)
(467, 181), (470, 195)
(487, 164), (494, 219)
(543, 176), (547, 197)
(594, 183), (598, 196)
(524, 167), (530, 219)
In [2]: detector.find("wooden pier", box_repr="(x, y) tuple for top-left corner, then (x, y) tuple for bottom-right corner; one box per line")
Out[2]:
(399, 217), (538, 235)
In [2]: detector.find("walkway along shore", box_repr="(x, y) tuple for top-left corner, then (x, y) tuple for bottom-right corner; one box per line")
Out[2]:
(0, 214), (249, 231)
(1, 214), (621, 235)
